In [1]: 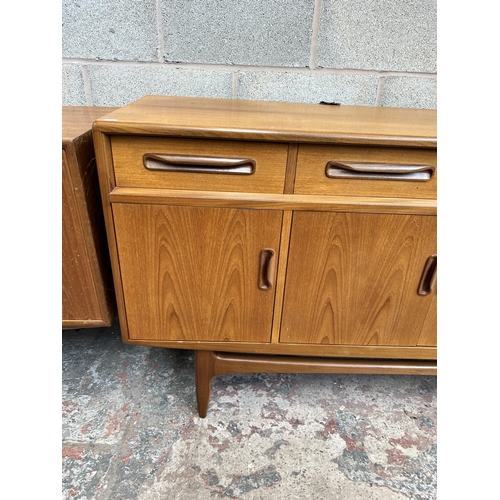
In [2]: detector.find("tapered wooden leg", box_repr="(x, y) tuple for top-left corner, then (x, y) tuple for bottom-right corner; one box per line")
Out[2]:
(195, 350), (216, 418)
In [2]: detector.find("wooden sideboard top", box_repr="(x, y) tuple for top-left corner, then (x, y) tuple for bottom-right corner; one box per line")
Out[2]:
(63, 106), (118, 146)
(93, 96), (436, 148)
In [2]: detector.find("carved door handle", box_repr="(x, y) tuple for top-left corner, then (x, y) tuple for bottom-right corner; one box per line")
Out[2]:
(418, 255), (437, 296)
(258, 249), (275, 291)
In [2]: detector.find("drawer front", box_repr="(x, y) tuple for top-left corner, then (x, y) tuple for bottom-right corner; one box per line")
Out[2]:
(295, 145), (437, 199)
(111, 136), (288, 193)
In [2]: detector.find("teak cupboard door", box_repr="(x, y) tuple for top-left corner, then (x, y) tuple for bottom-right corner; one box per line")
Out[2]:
(62, 150), (103, 322)
(280, 212), (437, 347)
(113, 204), (282, 343)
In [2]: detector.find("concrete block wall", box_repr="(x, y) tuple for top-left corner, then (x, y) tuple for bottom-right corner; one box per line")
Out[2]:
(62, 0), (436, 109)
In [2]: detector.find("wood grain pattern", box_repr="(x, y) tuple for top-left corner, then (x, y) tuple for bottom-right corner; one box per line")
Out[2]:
(62, 106), (117, 328)
(93, 130), (131, 335)
(417, 281), (437, 346)
(111, 135), (288, 193)
(280, 212), (437, 347)
(195, 350), (216, 418)
(208, 351), (436, 375)
(62, 149), (102, 323)
(284, 144), (299, 194)
(295, 144), (437, 199)
(62, 106), (117, 146)
(108, 187), (437, 216)
(113, 204), (282, 342)
(93, 96), (436, 148)
(271, 211), (293, 343)
(119, 338), (436, 360)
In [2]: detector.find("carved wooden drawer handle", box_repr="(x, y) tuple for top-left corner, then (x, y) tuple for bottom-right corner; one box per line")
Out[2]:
(143, 153), (256, 175)
(258, 249), (275, 291)
(325, 161), (435, 181)
(418, 255), (437, 296)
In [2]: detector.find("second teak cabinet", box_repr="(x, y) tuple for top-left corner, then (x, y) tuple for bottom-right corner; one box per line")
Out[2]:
(93, 96), (437, 417)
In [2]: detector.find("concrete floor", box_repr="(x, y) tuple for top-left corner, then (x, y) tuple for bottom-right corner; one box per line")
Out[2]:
(62, 322), (437, 500)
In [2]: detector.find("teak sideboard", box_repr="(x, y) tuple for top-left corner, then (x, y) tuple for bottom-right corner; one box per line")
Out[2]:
(93, 96), (437, 417)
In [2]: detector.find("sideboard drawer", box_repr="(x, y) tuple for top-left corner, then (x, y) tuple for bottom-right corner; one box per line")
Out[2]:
(294, 144), (437, 199)
(111, 135), (288, 193)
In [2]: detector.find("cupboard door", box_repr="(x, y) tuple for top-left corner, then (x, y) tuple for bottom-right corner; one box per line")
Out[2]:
(113, 204), (282, 342)
(62, 150), (103, 323)
(280, 212), (436, 347)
